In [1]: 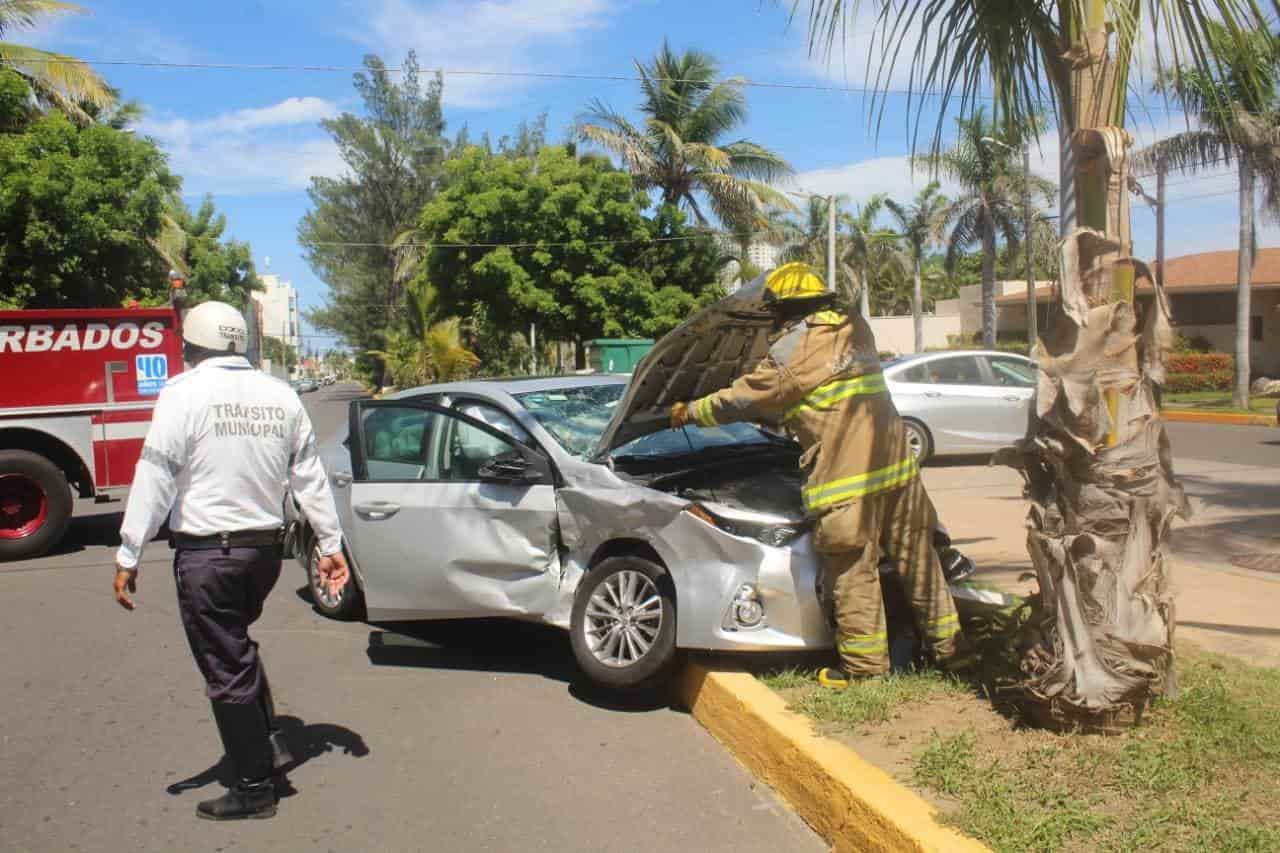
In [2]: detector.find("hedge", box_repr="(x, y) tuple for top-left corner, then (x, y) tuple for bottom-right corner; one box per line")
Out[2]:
(1164, 370), (1233, 393)
(1167, 353), (1233, 374)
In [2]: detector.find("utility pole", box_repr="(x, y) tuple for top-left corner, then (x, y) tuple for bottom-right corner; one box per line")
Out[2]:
(1156, 163), (1166, 289)
(1023, 143), (1037, 348)
(826, 194), (836, 294)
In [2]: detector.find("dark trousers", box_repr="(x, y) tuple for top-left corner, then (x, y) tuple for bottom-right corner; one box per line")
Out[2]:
(174, 546), (283, 703)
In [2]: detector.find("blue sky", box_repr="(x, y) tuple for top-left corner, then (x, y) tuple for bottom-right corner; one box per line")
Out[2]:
(30, 0), (1271, 350)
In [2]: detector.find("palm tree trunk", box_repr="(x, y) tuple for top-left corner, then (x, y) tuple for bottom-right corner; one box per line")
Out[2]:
(858, 269), (870, 319)
(912, 258), (923, 353)
(981, 206), (997, 349)
(1235, 157), (1254, 409)
(1006, 0), (1184, 730)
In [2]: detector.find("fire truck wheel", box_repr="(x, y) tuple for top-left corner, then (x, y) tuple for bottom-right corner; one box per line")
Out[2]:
(0, 450), (73, 562)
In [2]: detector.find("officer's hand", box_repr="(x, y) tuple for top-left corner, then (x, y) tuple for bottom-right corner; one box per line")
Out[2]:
(671, 402), (693, 429)
(113, 567), (138, 611)
(317, 551), (349, 598)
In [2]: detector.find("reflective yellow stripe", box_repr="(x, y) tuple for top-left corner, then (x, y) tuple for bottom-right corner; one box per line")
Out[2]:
(693, 397), (718, 428)
(784, 373), (887, 421)
(839, 631), (888, 655)
(925, 612), (961, 640)
(803, 456), (919, 512)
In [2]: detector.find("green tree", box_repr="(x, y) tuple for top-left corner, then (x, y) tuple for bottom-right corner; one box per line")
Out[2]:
(0, 1), (113, 124)
(917, 111), (1055, 348)
(300, 52), (449, 382)
(1133, 23), (1280, 408)
(154, 196), (261, 307)
(260, 335), (297, 372)
(577, 41), (793, 230)
(843, 194), (895, 317)
(0, 105), (177, 308)
(417, 146), (722, 367)
(885, 183), (952, 352)
(792, 0), (1273, 727)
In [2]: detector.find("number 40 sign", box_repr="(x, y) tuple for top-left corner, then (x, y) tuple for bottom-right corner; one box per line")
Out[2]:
(135, 354), (169, 396)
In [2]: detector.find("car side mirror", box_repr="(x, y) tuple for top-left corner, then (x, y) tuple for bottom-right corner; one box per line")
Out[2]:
(478, 451), (546, 485)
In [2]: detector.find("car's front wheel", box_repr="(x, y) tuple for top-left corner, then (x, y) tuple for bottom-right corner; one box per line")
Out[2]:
(570, 556), (677, 690)
(306, 543), (364, 620)
(903, 418), (933, 464)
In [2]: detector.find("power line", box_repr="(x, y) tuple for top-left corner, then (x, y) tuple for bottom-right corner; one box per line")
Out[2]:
(20, 55), (1169, 107)
(306, 233), (730, 250)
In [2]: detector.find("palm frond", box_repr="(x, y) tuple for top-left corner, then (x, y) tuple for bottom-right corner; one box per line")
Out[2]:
(0, 0), (86, 35)
(792, 0), (1274, 152)
(0, 41), (112, 112)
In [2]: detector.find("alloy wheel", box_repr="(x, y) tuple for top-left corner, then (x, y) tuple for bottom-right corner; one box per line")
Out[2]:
(582, 570), (664, 668)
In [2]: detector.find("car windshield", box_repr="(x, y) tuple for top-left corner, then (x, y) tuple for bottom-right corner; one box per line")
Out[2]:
(513, 383), (784, 459)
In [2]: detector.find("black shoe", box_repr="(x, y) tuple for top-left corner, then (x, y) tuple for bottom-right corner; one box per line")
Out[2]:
(196, 779), (277, 821)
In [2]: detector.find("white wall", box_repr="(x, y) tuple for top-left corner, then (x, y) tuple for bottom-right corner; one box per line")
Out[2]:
(868, 315), (962, 355)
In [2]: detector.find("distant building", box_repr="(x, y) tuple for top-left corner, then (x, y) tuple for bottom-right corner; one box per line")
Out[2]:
(746, 240), (783, 272)
(995, 249), (1280, 375)
(251, 274), (300, 351)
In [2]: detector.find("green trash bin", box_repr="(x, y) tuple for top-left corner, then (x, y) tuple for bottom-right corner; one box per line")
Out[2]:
(588, 339), (654, 374)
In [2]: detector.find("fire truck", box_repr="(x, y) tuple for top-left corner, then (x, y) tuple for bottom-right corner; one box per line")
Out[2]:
(0, 307), (185, 561)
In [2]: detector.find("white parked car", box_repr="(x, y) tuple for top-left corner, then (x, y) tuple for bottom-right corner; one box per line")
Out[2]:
(882, 351), (1037, 462)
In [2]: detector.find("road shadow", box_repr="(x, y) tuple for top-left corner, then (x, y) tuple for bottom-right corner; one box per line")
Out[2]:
(1178, 473), (1280, 513)
(165, 714), (369, 797)
(365, 619), (672, 713)
(926, 454), (997, 469)
(1180, 620), (1280, 638)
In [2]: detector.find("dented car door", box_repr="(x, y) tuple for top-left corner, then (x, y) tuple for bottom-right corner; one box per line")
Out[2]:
(345, 399), (561, 620)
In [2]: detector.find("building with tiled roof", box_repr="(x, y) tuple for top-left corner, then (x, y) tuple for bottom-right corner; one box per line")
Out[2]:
(993, 249), (1280, 375)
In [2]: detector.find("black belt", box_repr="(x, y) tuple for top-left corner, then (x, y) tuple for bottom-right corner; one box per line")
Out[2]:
(171, 529), (286, 551)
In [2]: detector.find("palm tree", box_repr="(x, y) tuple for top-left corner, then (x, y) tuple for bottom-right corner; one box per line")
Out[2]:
(0, 1), (114, 124)
(1133, 23), (1280, 409)
(780, 195), (862, 299)
(577, 41), (794, 230)
(918, 111), (1056, 348)
(792, 0), (1273, 728)
(885, 183), (952, 352)
(843, 194), (894, 318)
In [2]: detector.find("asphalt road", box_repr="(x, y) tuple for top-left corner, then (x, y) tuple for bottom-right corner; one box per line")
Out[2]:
(1165, 420), (1280, 468)
(0, 383), (823, 853)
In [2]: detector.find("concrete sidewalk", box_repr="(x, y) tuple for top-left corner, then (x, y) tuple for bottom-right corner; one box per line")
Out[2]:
(923, 457), (1280, 668)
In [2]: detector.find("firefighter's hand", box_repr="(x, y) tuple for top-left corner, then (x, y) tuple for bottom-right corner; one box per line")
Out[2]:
(671, 402), (693, 429)
(113, 567), (138, 611)
(317, 551), (349, 598)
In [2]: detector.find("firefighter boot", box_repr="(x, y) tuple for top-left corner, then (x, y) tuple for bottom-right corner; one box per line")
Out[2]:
(198, 701), (277, 821)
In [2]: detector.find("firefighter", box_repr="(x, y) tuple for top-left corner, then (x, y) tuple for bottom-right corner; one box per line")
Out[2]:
(111, 301), (349, 821)
(671, 263), (964, 688)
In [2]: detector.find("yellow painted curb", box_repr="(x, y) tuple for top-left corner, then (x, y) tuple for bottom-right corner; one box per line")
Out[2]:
(676, 663), (989, 853)
(1162, 409), (1274, 426)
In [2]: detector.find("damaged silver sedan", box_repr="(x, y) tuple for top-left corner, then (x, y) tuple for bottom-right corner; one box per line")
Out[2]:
(291, 284), (849, 688)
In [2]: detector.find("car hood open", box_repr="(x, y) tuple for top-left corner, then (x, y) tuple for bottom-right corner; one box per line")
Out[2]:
(592, 275), (777, 457)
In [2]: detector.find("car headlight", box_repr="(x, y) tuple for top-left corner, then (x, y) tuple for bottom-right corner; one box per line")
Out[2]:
(684, 503), (809, 548)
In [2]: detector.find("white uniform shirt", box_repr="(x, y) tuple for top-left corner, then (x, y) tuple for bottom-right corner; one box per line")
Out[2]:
(116, 356), (343, 569)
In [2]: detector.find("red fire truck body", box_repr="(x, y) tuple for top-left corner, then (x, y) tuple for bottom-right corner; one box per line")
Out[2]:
(0, 308), (185, 560)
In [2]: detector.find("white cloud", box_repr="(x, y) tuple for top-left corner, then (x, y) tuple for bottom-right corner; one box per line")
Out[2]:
(791, 155), (961, 206)
(140, 99), (345, 196)
(352, 0), (620, 108)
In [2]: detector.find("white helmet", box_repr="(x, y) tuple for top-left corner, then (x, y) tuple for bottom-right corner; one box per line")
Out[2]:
(182, 301), (249, 355)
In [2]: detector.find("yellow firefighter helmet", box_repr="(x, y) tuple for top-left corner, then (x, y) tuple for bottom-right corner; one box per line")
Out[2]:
(763, 262), (828, 303)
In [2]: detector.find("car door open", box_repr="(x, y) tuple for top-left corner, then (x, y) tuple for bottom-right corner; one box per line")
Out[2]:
(345, 399), (562, 621)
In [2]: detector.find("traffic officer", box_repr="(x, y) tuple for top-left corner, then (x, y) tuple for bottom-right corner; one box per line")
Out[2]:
(112, 301), (349, 821)
(671, 263), (965, 687)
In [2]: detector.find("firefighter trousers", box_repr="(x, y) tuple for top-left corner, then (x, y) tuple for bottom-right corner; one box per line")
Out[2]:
(814, 476), (961, 677)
